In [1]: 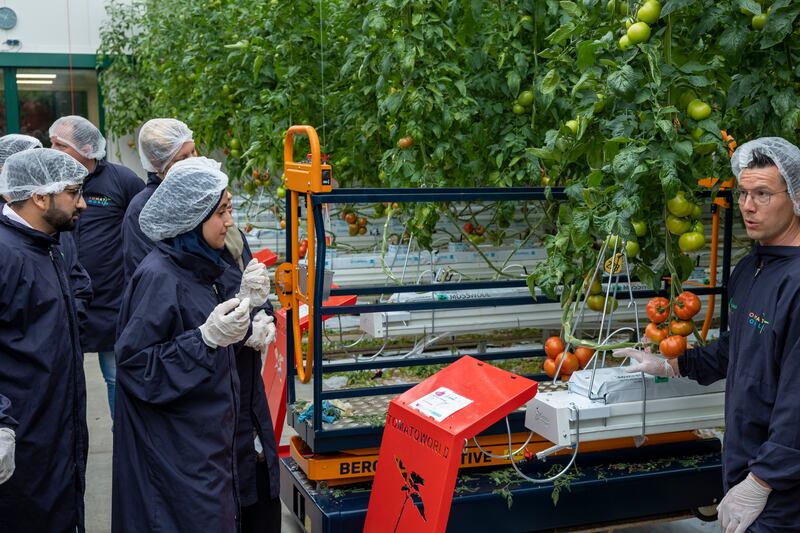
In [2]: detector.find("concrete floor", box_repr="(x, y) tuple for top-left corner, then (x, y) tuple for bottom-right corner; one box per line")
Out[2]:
(83, 356), (718, 532)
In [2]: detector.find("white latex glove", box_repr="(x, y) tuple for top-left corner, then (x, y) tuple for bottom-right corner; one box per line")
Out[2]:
(245, 310), (277, 351)
(236, 259), (271, 310)
(199, 297), (251, 349)
(0, 428), (15, 484)
(612, 348), (677, 377)
(718, 473), (771, 533)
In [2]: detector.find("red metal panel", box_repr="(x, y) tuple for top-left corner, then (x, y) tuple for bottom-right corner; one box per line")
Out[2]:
(364, 356), (538, 533)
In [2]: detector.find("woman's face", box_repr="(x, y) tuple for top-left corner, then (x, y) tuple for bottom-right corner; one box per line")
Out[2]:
(202, 190), (234, 249)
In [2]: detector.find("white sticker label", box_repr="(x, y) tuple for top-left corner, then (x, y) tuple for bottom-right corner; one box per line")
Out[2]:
(409, 387), (473, 423)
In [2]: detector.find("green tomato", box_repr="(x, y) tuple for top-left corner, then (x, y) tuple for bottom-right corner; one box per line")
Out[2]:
(626, 240), (640, 258)
(687, 99), (712, 120)
(691, 221), (704, 234)
(517, 90), (535, 107)
(565, 119), (580, 135)
(605, 234), (621, 250)
(607, 0), (628, 15)
(512, 103), (526, 115)
(667, 192), (694, 217)
(222, 84), (231, 95)
(229, 138), (241, 150)
(678, 231), (706, 252)
(519, 15), (534, 27)
(636, 0), (661, 24)
(691, 127), (704, 141)
(228, 149), (241, 159)
(691, 204), (702, 219)
(632, 219), (647, 237)
(627, 21), (651, 44)
(593, 93), (607, 113)
(752, 13), (768, 30)
(666, 214), (691, 235)
(678, 89), (698, 111)
(619, 35), (632, 50)
(276, 186), (286, 199)
(587, 295), (619, 313)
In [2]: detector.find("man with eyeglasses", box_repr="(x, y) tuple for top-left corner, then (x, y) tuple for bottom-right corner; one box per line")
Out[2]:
(49, 116), (144, 420)
(617, 137), (800, 532)
(0, 149), (91, 532)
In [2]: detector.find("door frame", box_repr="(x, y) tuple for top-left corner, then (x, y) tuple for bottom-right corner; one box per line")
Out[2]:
(0, 52), (104, 136)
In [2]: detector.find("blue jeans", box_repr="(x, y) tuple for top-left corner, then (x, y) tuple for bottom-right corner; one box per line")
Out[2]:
(97, 351), (116, 419)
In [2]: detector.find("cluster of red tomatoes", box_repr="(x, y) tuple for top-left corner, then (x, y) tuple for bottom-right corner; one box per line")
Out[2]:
(542, 337), (595, 381)
(644, 291), (701, 358)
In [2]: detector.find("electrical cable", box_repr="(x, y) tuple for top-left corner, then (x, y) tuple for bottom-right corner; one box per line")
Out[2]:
(470, 431), (535, 460)
(506, 404), (581, 484)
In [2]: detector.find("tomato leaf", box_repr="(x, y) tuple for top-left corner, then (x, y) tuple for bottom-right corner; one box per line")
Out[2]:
(540, 69), (561, 95)
(546, 21), (577, 46)
(659, 156), (681, 196)
(506, 70), (521, 96)
(577, 41), (599, 70)
(607, 65), (639, 98)
(719, 24), (749, 62)
(736, 0), (762, 15)
(661, 0), (699, 18)
(760, 3), (800, 49)
(560, 1), (583, 19)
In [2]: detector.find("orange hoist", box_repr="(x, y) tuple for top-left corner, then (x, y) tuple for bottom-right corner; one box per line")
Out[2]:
(274, 126), (332, 383)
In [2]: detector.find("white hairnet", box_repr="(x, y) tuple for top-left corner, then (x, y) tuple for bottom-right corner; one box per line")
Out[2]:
(732, 137), (800, 215)
(139, 157), (228, 241)
(138, 118), (194, 173)
(0, 134), (43, 169)
(49, 115), (106, 160)
(0, 148), (88, 202)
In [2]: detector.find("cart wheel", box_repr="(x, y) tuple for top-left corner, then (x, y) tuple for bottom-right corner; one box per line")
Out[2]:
(692, 504), (718, 522)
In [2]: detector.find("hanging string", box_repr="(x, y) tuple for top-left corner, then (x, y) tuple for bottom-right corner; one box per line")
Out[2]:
(66, 0), (76, 114)
(317, 1), (325, 145)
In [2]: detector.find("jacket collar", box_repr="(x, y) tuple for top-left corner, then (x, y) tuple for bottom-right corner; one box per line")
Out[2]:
(753, 243), (800, 266)
(146, 172), (161, 188)
(0, 213), (60, 247)
(156, 241), (226, 283)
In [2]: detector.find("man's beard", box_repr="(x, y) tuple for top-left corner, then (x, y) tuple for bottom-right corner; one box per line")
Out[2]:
(43, 203), (79, 232)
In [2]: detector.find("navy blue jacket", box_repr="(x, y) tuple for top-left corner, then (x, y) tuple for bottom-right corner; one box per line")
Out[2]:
(680, 245), (800, 532)
(112, 243), (240, 533)
(60, 231), (93, 341)
(0, 393), (16, 430)
(220, 236), (280, 505)
(74, 159), (144, 352)
(0, 214), (88, 533)
(121, 172), (160, 283)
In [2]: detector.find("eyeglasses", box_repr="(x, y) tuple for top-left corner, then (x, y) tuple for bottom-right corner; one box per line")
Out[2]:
(61, 186), (83, 199)
(734, 188), (788, 206)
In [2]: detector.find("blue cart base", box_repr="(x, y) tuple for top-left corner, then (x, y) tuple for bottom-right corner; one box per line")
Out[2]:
(281, 439), (723, 532)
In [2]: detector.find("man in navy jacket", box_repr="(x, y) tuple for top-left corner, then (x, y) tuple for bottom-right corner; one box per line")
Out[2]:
(50, 116), (144, 418)
(0, 149), (90, 532)
(618, 137), (800, 532)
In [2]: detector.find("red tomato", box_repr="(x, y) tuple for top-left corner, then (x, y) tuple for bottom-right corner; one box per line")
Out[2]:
(574, 346), (595, 369)
(670, 320), (694, 337)
(554, 351), (579, 375)
(674, 291), (701, 320)
(463, 222), (474, 234)
(544, 336), (565, 360)
(645, 322), (668, 343)
(646, 297), (670, 323)
(659, 335), (687, 359)
(543, 358), (557, 378)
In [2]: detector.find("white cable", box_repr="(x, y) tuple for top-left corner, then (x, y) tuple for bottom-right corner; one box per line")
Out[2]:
(506, 403), (580, 484)
(471, 431), (536, 460)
